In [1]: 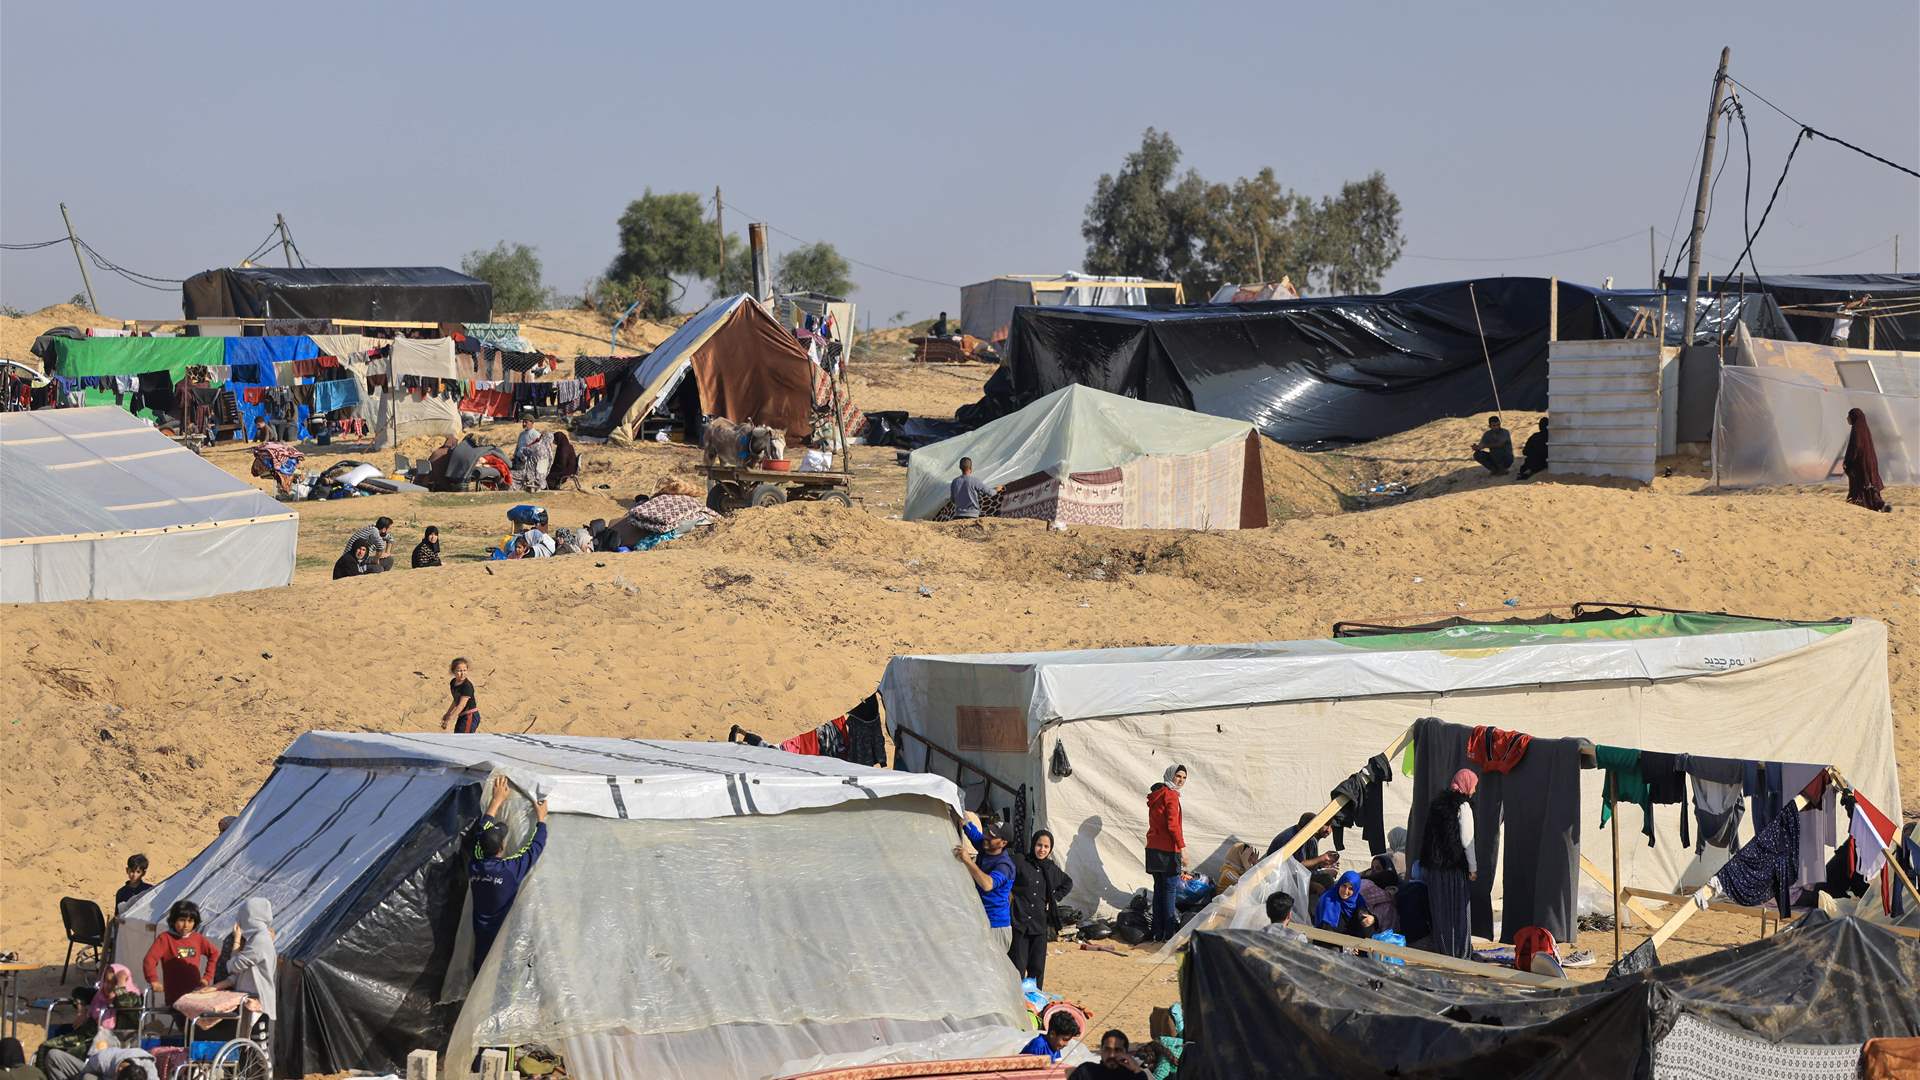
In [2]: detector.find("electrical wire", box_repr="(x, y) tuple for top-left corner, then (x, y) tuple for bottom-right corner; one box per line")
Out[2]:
(74, 237), (187, 292)
(1723, 128), (1808, 290)
(1728, 76), (1919, 179)
(0, 238), (69, 251)
(1731, 93), (1762, 284)
(238, 225), (283, 266)
(1403, 228), (1645, 263)
(718, 197), (962, 289)
(1668, 98), (1739, 280)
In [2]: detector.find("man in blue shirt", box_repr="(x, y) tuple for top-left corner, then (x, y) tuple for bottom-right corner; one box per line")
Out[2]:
(1020, 1011), (1081, 1061)
(955, 815), (1016, 951)
(469, 775), (549, 972)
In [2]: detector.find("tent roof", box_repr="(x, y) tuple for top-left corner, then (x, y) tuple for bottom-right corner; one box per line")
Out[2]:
(0, 406), (289, 539)
(882, 614), (1860, 726)
(279, 731), (964, 820)
(181, 266), (492, 322)
(904, 383), (1253, 519)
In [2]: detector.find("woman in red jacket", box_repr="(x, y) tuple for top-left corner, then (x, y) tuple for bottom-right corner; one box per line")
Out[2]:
(1145, 763), (1188, 941)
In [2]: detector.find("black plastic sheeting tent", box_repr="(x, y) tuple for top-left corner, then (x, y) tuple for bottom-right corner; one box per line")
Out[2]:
(182, 266), (493, 323)
(1667, 272), (1920, 351)
(1179, 916), (1920, 1080)
(963, 278), (1794, 447)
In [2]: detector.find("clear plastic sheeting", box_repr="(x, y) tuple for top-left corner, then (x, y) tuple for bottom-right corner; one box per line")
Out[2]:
(1153, 848), (1312, 962)
(1712, 365), (1917, 488)
(445, 802), (1027, 1080)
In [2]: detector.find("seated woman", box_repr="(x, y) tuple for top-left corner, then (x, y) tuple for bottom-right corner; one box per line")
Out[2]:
(333, 541), (373, 580)
(547, 431), (580, 490)
(210, 898), (276, 1039)
(1312, 870), (1378, 938)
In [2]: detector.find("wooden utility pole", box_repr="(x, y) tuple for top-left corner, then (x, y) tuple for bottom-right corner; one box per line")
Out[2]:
(1682, 47), (1732, 344)
(749, 223), (771, 304)
(1896, 234), (1901, 273)
(276, 213), (295, 266)
(59, 203), (99, 314)
(1252, 222), (1265, 283)
(1649, 226), (1657, 289)
(714, 187), (726, 293)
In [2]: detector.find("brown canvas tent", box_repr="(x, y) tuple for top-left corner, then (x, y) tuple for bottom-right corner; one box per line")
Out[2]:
(577, 294), (816, 445)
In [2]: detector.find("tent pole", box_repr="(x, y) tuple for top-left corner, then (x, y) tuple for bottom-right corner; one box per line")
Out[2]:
(1467, 283), (1503, 414)
(1610, 773), (1622, 962)
(1648, 778), (1822, 955)
(1266, 722), (1417, 867)
(1828, 766), (1920, 910)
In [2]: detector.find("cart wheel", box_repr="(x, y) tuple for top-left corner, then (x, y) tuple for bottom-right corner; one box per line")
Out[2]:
(816, 490), (852, 507)
(748, 483), (788, 508)
(706, 484), (735, 512)
(213, 1037), (272, 1080)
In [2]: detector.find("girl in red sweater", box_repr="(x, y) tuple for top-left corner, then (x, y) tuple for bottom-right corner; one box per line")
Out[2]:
(142, 900), (220, 1005)
(1146, 764), (1188, 941)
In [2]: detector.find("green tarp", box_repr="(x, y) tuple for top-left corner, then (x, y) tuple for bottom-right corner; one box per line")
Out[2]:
(48, 337), (224, 379)
(1337, 613), (1848, 653)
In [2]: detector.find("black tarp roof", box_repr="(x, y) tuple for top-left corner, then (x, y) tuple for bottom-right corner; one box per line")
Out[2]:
(182, 266), (493, 323)
(969, 278), (1791, 447)
(1179, 915), (1920, 1080)
(1665, 272), (1920, 350)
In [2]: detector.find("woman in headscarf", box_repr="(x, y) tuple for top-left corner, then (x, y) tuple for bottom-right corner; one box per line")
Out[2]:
(1145, 764), (1188, 942)
(214, 898), (277, 1027)
(515, 429), (555, 492)
(1843, 408), (1890, 512)
(412, 526), (443, 568)
(547, 430), (580, 490)
(1312, 870), (1377, 937)
(1008, 828), (1074, 987)
(1419, 768), (1480, 958)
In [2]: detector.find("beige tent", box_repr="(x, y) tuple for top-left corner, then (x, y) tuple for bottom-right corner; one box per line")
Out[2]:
(880, 614), (1898, 917)
(578, 294), (816, 445)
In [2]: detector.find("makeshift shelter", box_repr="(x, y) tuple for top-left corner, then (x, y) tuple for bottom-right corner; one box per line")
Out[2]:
(369, 337), (462, 449)
(1713, 364), (1918, 488)
(879, 613), (1897, 917)
(1178, 916), (1920, 1080)
(0, 406), (296, 602)
(1672, 272), (1920, 351)
(903, 384), (1267, 527)
(959, 274), (1184, 344)
(115, 733), (1029, 1080)
(574, 294), (817, 445)
(969, 279), (1800, 446)
(182, 266), (492, 323)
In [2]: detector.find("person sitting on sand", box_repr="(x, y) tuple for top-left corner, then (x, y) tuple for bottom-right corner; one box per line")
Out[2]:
(1471, 416), (1513, 475)
(470, 776), (549, 972)
(412, 526), (443, 568)
(1515, 417), (1548, 480)
(1312, 869), (1378, 938)
(510, 524), (555, 559)
(1069, 1030), (1148, 1078)
(332, 541), (373, 580)
(931, 311), (950, 338)
(1020, 1011), (1081, 1062)
(343, 517), (394, 572)
(950, 457), (995, 520)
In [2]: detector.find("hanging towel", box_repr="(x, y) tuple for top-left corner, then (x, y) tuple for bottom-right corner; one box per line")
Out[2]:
(311, 380), (358, 413)
(1597, 745), (1655, 845)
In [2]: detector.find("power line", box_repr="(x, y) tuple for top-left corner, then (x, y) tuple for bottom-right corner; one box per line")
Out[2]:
(1403, 228), (1646, 263)
(718, 197), (962, 289)
(0, 238), (69, 251)
(1727, 76), (1919, 178)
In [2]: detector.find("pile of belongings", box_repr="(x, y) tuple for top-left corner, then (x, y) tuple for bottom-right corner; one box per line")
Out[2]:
(910, 333), (990, 363)
(306, 459), (425, 499)
(605, 477), (714, 550)
(412, 435), (512, 491)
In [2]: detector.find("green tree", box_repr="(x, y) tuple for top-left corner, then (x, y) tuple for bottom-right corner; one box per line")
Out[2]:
(607, 190), (735, 318)
(461, 241), (550, 313)
(775, 242), (856, 296)
(1083, 130), (1404, 297)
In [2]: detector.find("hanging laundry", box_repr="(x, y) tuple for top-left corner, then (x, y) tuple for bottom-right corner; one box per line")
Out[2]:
(1688, 756), (1747, 853)
(1747, 761), (1785, 825)
(1713, 804), (1801, 917)
(1326, 753), (1392, 855)
(1848, 789), (1897, 883)
(1784, 764), (1838, 895)
(1596, 745), (1656, 845)
(1465, 726), (1531, 774)
(264, 318), (334, 336)
(1644, 752), (1689, 849)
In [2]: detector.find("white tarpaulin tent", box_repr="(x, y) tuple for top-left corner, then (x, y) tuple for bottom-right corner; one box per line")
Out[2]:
(879, 615), (1899, 918)
(1713, 363), (1918, 488)
(904, 384), (1267, 527)
(371, 337), (462, 449)
(117, 733), (1028, 1080)
(0, 406), (296, 602)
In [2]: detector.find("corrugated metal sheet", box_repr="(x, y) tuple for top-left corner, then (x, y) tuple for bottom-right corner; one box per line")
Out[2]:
(1548, 339), (1677, 483)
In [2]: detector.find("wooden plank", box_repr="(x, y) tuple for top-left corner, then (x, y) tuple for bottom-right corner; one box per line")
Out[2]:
(1622, 887), (1777, 924)
(0, 511), (298, 547)
(1578, 855), (1664, 928)
(1292, 923), (1577, 988)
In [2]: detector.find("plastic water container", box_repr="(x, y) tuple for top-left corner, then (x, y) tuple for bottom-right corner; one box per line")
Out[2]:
(1370, 930), (1407, 964)
(189, 1041), (226, 1062)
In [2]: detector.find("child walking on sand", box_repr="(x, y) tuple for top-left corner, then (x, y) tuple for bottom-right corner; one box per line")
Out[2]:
(443, 658), (482, 733)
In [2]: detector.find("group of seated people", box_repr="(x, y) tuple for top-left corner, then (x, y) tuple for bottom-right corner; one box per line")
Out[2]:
(332, 517), (446, 578)
(1261, 812), (1417, 943)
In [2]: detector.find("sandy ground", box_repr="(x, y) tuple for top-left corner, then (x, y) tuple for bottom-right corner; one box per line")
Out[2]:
(0, 303), (121, 367)
(2, 338), (1916, 1072)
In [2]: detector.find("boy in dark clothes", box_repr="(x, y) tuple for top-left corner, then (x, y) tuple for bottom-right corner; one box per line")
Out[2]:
(469, 775), (549, 972)
(115, 854), (154, 912)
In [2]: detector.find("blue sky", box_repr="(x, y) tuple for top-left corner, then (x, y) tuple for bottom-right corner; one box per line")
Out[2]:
(3, 1), (1914, 326)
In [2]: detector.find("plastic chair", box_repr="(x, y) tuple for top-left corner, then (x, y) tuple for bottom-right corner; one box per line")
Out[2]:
(59, 897), (106, 979)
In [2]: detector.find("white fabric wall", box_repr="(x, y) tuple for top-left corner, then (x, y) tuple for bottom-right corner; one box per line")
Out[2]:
(1039, 623), (1894, 918)
(370, 391), (460, 448)
(0, 516), (295, 603)
(1714, 364), (1918, 488)
(444, 799), (1027, 1080)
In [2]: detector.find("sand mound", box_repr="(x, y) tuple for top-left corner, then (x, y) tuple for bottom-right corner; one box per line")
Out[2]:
(0, 303), (122, 367)
(1317, 411), (1549, 499)
(504, 307), (678, 363)
(1258, 436), (1347, 520)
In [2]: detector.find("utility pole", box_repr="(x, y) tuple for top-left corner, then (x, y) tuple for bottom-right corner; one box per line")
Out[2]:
(1682, 46), (1731, 344)
(714, 187), (726, 292)
(59, 203), (99, 314)
(1649, 226), (1657, 289)
(749, 223), (771, 304)
(275, 214), (295, 267)
(1896, 234), (1901, 273)
(1252, 228), (1265, 283)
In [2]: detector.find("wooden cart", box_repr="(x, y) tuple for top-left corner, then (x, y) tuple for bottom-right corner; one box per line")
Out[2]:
(704, 464), (853, 512)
